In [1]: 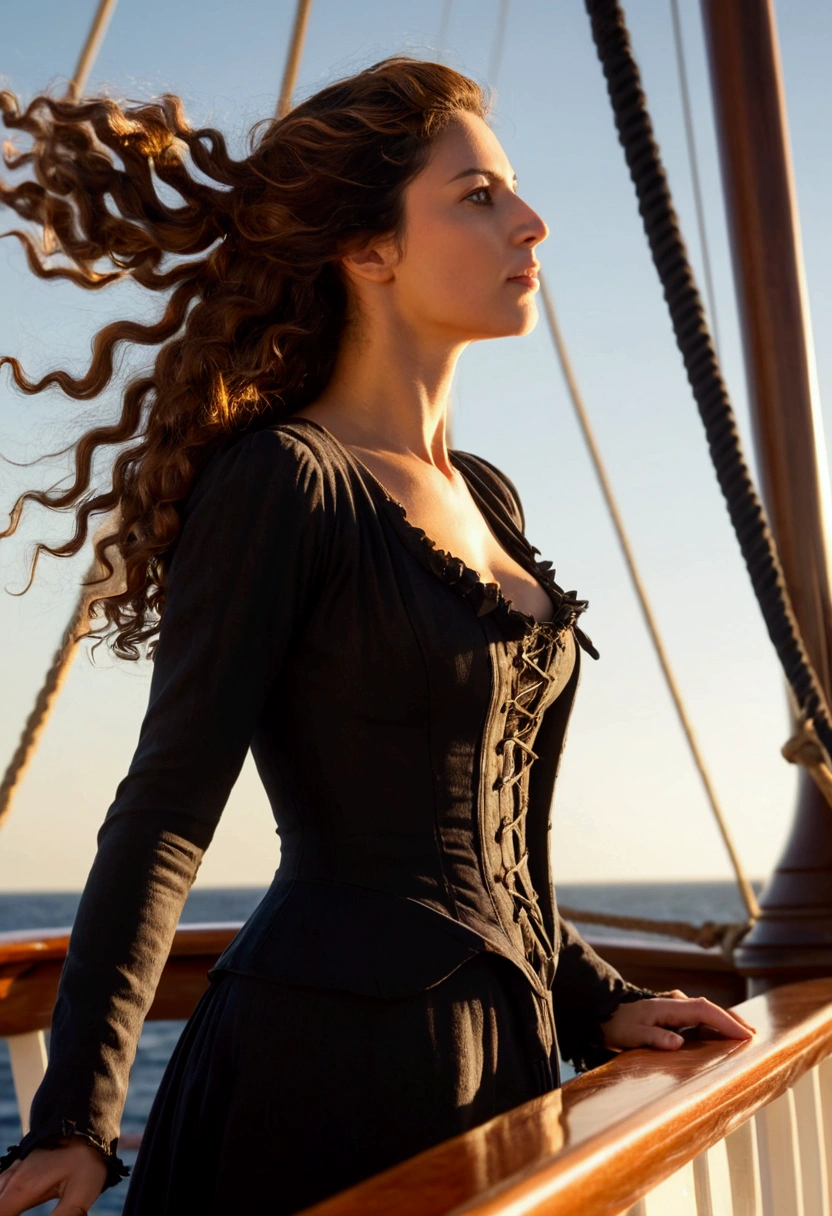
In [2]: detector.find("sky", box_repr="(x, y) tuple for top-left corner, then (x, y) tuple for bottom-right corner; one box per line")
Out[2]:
(1, 0), (831, 892)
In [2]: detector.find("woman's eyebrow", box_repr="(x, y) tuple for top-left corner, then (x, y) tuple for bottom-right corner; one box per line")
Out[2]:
(447, 167), (518, 187)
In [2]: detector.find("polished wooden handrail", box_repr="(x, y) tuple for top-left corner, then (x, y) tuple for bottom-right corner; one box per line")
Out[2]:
(299, 979), (832, 1216)
(0, 923), (744, 1037)
(0, 925), (743, 975)
(3, 925), (831, 1213)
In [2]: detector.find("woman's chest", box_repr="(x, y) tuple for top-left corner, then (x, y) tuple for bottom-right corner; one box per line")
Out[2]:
(277, 502), (573, 746)
(342, 453), (555, 624)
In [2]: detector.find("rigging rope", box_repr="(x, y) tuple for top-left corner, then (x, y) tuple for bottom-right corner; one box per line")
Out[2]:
(487, 1), (511, 90)
(0, 568), (92, 829)
(436, 0), (454, 62)
(539, 274), (760, 922)
(66, 0), (119, 102)
(432, 0), (759, 931)
(669, 0), (721, 356)
(558, 904), (749, 960)
(0, 0), (121, 831)
(0, 554), (116, 832)
(275, 0), (314, 120)
(584, 0), (832, 770)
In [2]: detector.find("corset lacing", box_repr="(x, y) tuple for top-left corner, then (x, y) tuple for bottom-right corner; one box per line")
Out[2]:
(493, 622), (568, 974)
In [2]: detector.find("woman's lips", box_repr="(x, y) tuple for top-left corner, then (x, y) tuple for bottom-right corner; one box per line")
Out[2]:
(507, 274), (539, 289)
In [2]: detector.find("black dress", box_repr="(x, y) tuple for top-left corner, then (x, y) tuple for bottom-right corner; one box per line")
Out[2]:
(1, 418), (653, 1213)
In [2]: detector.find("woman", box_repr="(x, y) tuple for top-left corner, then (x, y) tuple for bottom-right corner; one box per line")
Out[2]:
(0, 56), (752, 1215)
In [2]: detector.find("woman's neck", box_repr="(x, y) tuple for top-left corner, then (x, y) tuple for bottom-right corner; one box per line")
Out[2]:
(298, 320), (467, 472)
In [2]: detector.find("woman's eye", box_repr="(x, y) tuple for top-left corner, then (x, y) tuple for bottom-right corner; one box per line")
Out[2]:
(465, 186), (493, 206)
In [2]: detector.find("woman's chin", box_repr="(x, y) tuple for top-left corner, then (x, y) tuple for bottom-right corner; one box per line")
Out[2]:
(462, 308), (540, 342)
(498, 308), (540, 339)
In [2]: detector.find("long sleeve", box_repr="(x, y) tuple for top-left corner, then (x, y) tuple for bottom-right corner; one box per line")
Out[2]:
(551, 916), (656, 1072)
(2, 428), (328, 1182)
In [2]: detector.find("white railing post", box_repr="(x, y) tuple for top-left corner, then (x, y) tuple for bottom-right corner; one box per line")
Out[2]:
(693, 1139), (733, 1215)
(693, 1151), (715, 1215)
(725, 1115), (763, 1216)
(630, 1065), (832, 1216)
(641, 1160), (698, 1215)
(818, 1056), (832, 1215)
(793, 1067), (830, 1216)
(7, 1031), (48, 1135)
(757, 1088), (804, 1216)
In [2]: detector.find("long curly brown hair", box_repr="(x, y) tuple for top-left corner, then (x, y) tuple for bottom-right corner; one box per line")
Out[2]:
(0, 56), (489, 659)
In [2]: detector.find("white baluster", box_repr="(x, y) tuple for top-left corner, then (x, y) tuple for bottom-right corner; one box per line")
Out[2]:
(793, 1068), (830, 1216)
(642, 1160), (698, 1215)
(7, 1031), (48, 1136)
(725, 1116), (763, 1216)
(817, 1056), (832, 1214)
(757, 1089), (804, 1216)
(694, 1151), (715, 1216)
(694, 1140), (733, 1215)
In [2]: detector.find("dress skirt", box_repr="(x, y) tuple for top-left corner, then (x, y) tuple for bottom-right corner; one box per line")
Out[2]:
(122, 952), (560, 1215)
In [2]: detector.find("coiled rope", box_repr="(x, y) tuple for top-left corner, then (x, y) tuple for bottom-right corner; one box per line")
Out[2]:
(584, 0), (832, 767)
(557, 904), (750, 961)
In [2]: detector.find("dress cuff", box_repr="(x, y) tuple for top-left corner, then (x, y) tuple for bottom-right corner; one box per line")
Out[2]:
(0, 1118), (130, 1191)
(570, 983), (659, 1073)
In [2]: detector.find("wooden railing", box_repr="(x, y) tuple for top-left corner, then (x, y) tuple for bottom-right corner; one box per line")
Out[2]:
(2, 925), (830, 1214)
(0, 922), (238, 1132)
(304, 978), (832, 1216)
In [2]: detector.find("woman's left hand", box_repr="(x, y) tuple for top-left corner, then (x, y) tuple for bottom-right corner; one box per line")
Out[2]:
(601, 990), (756, 1052)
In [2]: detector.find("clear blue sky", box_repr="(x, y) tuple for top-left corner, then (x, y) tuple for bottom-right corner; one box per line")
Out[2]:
(1, 0), (831, 890)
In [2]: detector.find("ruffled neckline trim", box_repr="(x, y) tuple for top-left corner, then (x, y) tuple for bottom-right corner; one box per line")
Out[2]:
(383, 492), (599, 654)
(282, 417), (599, 657)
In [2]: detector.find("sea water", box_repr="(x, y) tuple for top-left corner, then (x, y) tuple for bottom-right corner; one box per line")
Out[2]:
(0, 881), (757, 1214)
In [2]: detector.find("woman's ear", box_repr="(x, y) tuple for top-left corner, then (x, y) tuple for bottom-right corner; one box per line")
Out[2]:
(340, 233), (399, 286)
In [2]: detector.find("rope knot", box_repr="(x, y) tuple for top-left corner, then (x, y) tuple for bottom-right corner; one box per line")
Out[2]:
(782, 717), (832, 809)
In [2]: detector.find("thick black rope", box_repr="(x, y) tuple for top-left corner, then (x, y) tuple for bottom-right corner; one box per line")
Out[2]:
(584, 0), (832, 761)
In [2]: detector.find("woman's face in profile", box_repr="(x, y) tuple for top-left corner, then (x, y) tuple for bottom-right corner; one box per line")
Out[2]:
(393, 110), (549, 343)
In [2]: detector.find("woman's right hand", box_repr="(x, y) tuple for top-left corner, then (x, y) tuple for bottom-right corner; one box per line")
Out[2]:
(0, 1139), (108, 1215)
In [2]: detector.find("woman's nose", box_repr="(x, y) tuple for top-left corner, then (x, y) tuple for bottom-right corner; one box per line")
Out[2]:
(514, 196), (549, 246)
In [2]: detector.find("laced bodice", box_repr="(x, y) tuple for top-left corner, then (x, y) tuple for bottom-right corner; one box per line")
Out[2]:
(488, 623), (577, 986)
(12, 421), (644, 1181)
(349, 447), (591, 991)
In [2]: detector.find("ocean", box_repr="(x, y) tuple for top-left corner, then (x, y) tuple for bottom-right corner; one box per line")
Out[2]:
(0, 880), (757, 1213)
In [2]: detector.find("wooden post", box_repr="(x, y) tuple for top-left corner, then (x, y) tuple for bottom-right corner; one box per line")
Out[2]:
(701, 0), (832, 992)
